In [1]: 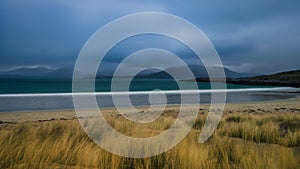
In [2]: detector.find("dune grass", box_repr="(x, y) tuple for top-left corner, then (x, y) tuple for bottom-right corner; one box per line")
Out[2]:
(0, 111), (299, 169)
(220, 113), (300, 147)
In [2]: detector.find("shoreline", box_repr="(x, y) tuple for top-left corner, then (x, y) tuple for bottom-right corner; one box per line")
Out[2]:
(0, 87), (299, 113)
(1, 91), (299, 113)
(0, 97), (299, 123)
(0, 86), (297, 97)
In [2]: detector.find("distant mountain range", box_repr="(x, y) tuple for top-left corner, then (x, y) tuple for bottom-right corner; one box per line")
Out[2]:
(0, 67), (75, 79)
(0, 67), (54, 78)
(0, 65), (259, 79)
(133, 65), (259, 79)
(1, 66), (299, 87)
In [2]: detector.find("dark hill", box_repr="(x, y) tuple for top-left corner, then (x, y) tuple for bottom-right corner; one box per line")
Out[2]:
(228, 69), (300, 87)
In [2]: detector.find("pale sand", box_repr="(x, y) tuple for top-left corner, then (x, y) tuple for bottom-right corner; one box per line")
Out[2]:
(0, 97), (299, 123)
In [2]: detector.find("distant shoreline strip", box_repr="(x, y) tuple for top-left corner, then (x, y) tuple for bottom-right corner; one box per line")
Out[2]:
(0, 87), (297, 97)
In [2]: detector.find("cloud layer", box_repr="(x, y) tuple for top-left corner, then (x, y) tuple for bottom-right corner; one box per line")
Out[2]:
(0, 0), (299, 74)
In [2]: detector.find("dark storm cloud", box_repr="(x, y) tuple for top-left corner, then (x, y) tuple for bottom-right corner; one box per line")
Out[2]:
(0, 0), (299, 74)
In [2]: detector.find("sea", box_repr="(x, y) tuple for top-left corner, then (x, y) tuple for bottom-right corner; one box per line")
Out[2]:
(0, 78), (299, 112)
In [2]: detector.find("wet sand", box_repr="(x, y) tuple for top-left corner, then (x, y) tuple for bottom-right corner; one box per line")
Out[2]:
(0, 98), (299, 123)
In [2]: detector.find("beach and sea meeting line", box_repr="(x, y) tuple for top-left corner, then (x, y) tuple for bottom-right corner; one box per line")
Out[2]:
(0, 86), (298, 112)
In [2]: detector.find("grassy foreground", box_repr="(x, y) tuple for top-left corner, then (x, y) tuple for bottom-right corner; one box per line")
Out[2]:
(0, 109), (300, 169)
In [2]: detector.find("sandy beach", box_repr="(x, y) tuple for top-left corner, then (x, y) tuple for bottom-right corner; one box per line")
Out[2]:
(1, 97), (299, 123)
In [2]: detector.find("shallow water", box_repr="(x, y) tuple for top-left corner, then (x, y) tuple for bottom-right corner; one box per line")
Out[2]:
(0, 88), (299, 112)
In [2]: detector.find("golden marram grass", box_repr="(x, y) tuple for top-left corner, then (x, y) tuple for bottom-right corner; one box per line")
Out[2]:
(0, 108), (300, 169)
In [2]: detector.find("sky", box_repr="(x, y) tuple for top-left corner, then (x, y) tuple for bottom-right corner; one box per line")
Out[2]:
(0, 0), (300, 74)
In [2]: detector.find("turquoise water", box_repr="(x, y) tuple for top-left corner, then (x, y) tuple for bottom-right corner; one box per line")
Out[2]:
(0, 79), (298, 112)
(0, 78), (273, 94)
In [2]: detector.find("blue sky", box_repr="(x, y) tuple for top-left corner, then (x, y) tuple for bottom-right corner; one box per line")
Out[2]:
(0, 0), (300, 74)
